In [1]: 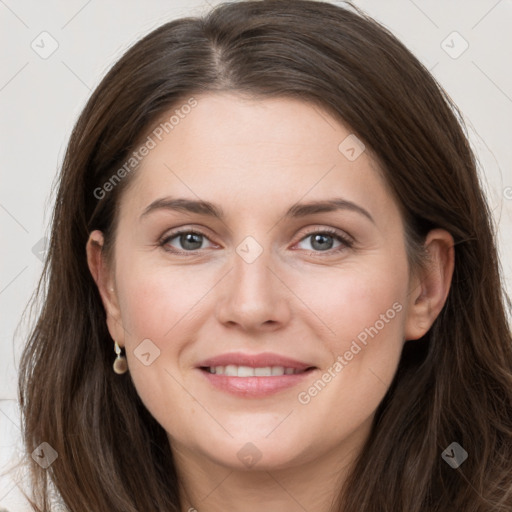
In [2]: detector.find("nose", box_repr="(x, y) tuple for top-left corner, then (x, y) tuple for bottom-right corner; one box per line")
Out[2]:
(215, 240), (292, 332)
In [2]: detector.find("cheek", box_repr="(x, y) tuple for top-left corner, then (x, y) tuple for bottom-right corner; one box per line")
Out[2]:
(115, 253), (214, 344)
(292, 257), (409, 358)
(293, 257), (409, 436)
(113, 257), (212, 437)
(333, 272), (406, 356)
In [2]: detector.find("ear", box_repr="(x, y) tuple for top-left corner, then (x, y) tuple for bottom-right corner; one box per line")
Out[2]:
(86, 230), (126, 347)
(404, 229), (455, 341)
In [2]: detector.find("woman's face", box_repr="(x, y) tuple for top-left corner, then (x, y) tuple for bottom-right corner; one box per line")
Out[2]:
(90, 93), (435, 471)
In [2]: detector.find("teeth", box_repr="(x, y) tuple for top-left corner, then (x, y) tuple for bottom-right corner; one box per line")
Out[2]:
(237, 365), (255, 377)
(206, 365), (304, 376)
(225, 364), (238, 376)
(254, 367), (272, 376)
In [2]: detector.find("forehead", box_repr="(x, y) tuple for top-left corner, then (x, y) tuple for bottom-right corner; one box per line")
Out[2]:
(120, 93), (394, 221)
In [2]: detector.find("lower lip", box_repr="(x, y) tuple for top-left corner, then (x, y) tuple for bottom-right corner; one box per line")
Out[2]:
(198, 368), (316, 398)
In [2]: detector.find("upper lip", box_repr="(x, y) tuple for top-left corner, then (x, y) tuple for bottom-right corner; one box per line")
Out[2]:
(197, 352), (315, 371)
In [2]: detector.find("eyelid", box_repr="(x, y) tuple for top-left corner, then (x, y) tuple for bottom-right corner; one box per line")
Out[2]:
(295, 225), (353, 244)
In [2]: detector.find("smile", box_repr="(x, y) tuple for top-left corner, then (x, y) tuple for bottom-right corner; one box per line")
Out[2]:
(196, 352), (317, 397)
(202, 365), (308, 376)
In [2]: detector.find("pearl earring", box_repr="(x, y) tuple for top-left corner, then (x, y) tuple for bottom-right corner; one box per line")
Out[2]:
(113, 341), (128, 374)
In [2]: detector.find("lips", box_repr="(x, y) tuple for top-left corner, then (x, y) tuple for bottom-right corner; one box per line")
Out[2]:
(196, 352), (317, 398)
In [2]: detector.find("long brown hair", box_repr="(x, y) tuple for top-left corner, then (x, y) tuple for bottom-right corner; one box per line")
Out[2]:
(18, 1), (512, 510)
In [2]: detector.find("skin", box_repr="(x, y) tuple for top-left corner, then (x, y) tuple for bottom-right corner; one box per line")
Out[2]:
(87, 93), (454, 512)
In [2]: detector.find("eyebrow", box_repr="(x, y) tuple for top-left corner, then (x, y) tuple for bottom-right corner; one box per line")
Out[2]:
(140, 196), (375, 224)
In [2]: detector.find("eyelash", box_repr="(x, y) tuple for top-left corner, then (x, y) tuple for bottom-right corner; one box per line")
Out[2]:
(158, 227), (353, 257)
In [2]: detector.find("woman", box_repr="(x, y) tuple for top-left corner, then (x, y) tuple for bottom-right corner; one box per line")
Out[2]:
(16, 0), (512, 510)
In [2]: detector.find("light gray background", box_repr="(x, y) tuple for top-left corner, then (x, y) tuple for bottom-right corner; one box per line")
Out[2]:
(1, 0), (511, 507)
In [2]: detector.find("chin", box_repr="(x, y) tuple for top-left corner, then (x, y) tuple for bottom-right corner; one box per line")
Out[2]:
(207, 440), (307, 471)
(188, 422), (312, 471)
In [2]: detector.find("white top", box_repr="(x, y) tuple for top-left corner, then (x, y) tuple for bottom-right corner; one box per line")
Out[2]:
(0, 400), (65, 511)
